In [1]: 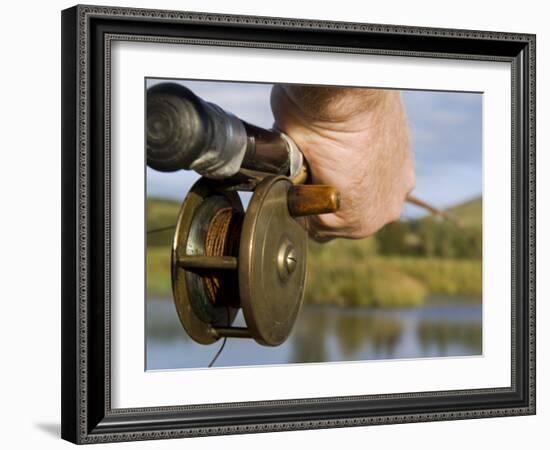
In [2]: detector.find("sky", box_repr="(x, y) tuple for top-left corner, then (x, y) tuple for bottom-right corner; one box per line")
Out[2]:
(146, 79), (482, 217)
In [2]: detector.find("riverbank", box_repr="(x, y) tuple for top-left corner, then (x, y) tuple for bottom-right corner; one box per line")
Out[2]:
(305, 255), (481, 307)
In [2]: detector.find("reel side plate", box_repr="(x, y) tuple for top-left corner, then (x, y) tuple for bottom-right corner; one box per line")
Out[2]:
(239, 176), (308, 346)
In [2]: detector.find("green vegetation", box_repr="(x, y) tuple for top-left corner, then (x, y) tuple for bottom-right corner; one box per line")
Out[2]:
(376, 197), (482, 259)
(146, 198), (180, 297)
(146, 196), (482, 307)
(146, 197), (181, 247)
(306, 250), (481, 307)
(147, 246), (172, 297)
(447, 197), (482, 229)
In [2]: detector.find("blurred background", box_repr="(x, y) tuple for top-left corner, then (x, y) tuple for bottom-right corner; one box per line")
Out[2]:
(145, 79), (482, 370)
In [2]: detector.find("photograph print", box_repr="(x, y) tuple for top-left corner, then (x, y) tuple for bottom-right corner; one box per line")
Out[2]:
(145, 78), (482, 371)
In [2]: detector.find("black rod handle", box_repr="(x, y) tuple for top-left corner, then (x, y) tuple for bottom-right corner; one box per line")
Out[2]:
(146, 83), (292, 177)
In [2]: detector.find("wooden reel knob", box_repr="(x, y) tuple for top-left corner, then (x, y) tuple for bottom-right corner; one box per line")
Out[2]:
(288, 184), (340, 217)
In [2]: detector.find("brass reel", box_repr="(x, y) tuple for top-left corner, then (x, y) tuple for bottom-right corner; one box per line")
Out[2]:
(171, 175), (339, 347)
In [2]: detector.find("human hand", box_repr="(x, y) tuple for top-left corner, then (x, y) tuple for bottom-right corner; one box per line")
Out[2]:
(271, 85), (415, 242)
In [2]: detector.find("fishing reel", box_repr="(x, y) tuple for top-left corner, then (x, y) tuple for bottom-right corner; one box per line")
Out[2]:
(172, 176), (338, 346)
(147, 83), (340, 346)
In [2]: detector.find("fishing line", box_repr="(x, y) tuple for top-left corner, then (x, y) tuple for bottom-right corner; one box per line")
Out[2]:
(207, 337), (227, 368)
(147, 225), (176, 234)
(207, 307), (231, 368)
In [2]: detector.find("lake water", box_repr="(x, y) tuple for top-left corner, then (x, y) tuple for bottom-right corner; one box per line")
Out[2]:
(146, 297), (482, 370)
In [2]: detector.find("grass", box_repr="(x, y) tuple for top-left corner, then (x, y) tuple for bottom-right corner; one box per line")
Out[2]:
(305, 239), (481, 307)
(380, 256), (482, 297)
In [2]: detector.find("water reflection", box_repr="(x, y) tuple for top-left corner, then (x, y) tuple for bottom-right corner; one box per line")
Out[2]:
(291, 311), (330, 363)
(335, 315), (403, 358)
(146, 297), (482, 370)
(417, 320), (482, 355)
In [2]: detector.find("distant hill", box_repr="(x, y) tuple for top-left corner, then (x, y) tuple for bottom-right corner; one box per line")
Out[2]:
(445, 196), (482, 229)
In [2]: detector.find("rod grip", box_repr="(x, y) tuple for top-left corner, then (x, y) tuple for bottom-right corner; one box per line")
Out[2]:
(287, 185), (340, 217)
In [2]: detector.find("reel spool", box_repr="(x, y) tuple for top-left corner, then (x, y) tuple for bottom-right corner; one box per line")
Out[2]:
(172, 175), (339, 347)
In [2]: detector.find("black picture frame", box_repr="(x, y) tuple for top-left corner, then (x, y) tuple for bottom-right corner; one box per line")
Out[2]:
(61, 4), (536, 444)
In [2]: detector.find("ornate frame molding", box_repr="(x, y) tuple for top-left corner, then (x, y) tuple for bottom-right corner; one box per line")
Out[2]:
(61, 4), (536, 444)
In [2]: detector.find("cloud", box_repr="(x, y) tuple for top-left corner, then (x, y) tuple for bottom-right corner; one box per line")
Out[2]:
(402, 90), (483, 200)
